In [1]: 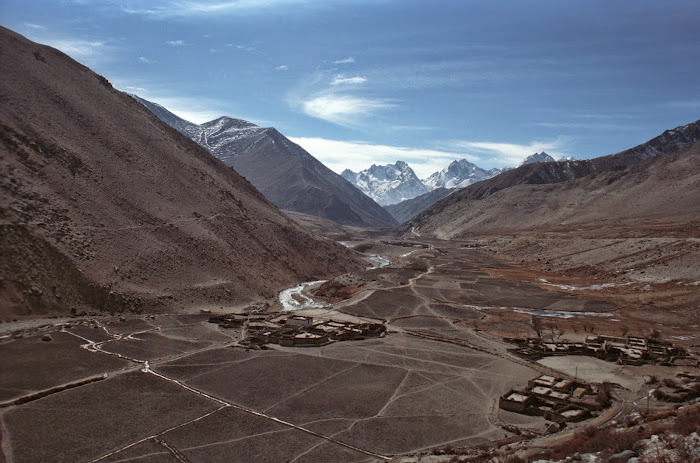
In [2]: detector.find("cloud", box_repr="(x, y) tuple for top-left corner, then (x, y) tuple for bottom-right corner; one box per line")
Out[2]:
(301, 94), (394, 127)
(334, 57), (356, 64)
(532, 121), (639, 130)
(289, 137), (479, 178)
(165, 40), (185, 46)
(23, 23), (46, 30)
(447, 138), (571, 167)
(38, 38), (107, 58)
(235, 44), (256, 52)
(122, 0), (314, 18)
(276, 65), (289, 71)
(663, 99), (700, 109)
(330, 75), (367, 86)
(139, 56), (156, 63)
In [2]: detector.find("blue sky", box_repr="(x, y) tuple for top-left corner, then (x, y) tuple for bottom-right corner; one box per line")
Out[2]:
(2, 0), (699, 177)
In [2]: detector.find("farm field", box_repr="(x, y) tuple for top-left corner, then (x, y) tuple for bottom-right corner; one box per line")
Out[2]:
(1, 236), (698, 462)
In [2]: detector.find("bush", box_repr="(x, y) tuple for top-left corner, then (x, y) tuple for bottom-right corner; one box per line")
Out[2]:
(672, 406), (700, 435)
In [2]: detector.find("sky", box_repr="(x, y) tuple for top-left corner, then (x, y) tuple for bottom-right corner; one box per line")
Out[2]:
(2, 0), (699, 178)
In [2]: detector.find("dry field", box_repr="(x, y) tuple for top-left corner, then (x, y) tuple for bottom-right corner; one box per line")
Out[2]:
(0, 310), (537, 462)
(2, 233), (697, 462)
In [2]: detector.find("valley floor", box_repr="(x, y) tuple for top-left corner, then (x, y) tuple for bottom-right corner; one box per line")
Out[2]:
(1, 227), (698, 462)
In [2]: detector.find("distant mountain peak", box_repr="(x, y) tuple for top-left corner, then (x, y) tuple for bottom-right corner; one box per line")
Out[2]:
(423, 158), (500, 190)
(203, 116), (259, 131)
(342, 161), (428, 206)
(520, 151), (556, 166)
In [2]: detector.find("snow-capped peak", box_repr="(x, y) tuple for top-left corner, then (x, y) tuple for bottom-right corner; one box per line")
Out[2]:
(342, 161), (428, 206)
(520, 151), (556, 166)
(423, 158), (498, 190)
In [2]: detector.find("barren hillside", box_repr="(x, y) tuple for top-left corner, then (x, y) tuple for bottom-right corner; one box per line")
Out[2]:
(0, 27), (362, 318)
(406, 123), (700, 239)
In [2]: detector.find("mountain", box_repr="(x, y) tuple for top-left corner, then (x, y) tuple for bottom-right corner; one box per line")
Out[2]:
(404, 120), (700, 238)
(384, 187), (454, 224)
(520, 151), (556, 165)
(341, 161), (429, 206)
(0, 27), (363, 317)
(381, 159), (505, 223)
(345, 158), (505, 210)
(423, 159), (501, 190)
(132, 96), (396, 228)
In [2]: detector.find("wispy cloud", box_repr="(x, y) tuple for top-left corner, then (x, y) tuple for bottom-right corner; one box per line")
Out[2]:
(289, 137), (478, 178)
(532, 121), (639, 130)
(139, 56), (157, 64)
(235, 44), (256, 52)
(447, 138), (571, 167)
(118, 88), (270, 126)
(276, 65), (289, 71)
(330, 75), (367, 86)
(39, 38), (108, 58)
(23, 22), (46, 30)
(334, 57), (356, 64)
(301, 94), (394, 127)
(122, 0), (315, 18)
(165, 40), (185, 46)
(663, 99), (700, 109)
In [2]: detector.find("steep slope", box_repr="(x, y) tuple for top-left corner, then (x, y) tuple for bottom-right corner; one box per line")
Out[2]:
(406, 121), (700, 238)
(384, 187), (454, 224)
(0, 27), (363, 317)
(341, 161), (429, 206)
(423, 159), (500, 190)
(132, 96), (396, 228)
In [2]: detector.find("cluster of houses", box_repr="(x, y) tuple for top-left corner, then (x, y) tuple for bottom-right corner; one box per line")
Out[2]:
(506, 334), (688, 366)
(209, 313), (386, 347)
(499, 375), (603, 424)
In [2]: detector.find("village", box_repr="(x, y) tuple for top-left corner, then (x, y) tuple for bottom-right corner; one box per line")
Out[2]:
(208, 313), (386, 348)
(499, 374), (607, 427)
(505, 333), (691, 366)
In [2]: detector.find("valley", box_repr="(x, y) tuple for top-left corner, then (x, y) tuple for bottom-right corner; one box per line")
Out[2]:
(2, 22), (699, 463)
(2, 225), (697, 462)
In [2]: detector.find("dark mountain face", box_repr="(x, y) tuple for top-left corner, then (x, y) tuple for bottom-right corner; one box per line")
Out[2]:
(404, 120), (700, 238)
(0, 27), (363, 317)
(132, 96), (397, 228)
(384, 187), (454, 224)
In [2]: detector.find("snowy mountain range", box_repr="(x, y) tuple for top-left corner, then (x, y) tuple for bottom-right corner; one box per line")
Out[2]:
(342, 159), (506, 206)
(341, 161), (429, 206)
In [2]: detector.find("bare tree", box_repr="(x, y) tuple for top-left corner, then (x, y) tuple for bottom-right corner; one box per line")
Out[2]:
(531, 315), (542, 338)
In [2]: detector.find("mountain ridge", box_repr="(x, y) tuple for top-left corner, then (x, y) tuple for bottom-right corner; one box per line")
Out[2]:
(403, 120), (700, 238)
(132, 95), (397, 228)
(0, 27), (363, 316)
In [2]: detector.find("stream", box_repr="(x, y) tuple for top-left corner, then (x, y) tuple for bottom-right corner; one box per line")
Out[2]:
(278, 280), (329, 312)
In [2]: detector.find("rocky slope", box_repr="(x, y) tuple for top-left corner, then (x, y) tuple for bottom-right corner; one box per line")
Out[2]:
(132, 96), (396, 228)
(0, 27), (363, 317)
(405, 121), (700, 238)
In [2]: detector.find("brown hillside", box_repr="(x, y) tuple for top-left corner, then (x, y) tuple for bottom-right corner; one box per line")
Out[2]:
(406, 123), (700, 239)
(0, 27), (362, 318)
